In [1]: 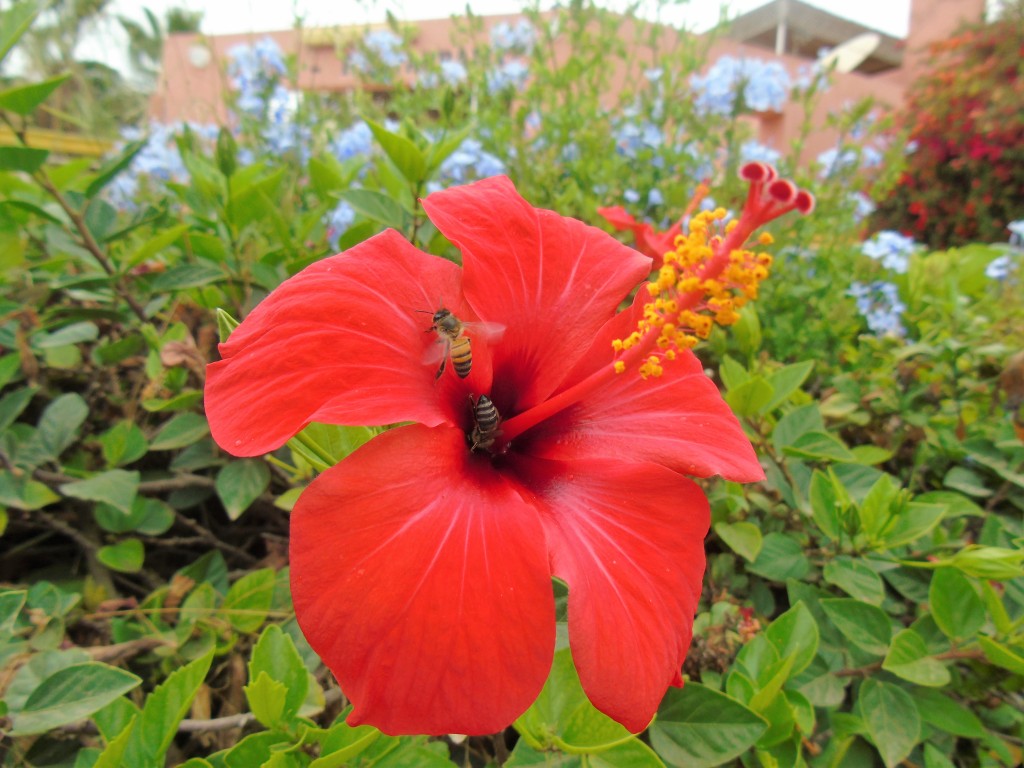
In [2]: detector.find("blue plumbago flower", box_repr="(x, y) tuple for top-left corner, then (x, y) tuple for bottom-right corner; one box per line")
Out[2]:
(623, 189), (640, 204)
(739, 140), (781, 166)
(331, 122), (374, 161)
(644, 67), (664, 82)
(435, 138), (506, 187)
(862, 230), (917, 274)
(326, 201), (356, 251)
(816, 147), (858, 175)
(262, 86), (310, 160)
(614, 120), (662, 157)
(228, 37), (288, 117)
(850, 192), (875, 223)
(690, 56), (790, 116)
(1008, 220), (1024, 247)
(440, 58), (468, 85)
(849, 281), (907, 337)
(487, 59), (529, 92)
(648, 188), (664, 207)
(985, 255), (1014, 280)
(490, 19), (535, 52)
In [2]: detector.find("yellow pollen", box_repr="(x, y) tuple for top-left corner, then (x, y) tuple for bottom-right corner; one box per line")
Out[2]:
(614, 360), (626, 374)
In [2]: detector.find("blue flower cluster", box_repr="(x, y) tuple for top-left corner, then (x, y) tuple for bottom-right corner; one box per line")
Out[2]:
(106, 122), (218, 210)
(487, 59), (529, 93)
(431, 138), (506, 189)
(849, 281), (907, 337)
(330, 121), (374, 161)
(817, 145), (882, 176)
(326, 201), (356, 251)
(739, 140), (781, 166)
(985, 220), (1024, 280)
(849, 192), (876, 223)
(349, 29), (407, 73)
(861, 230), (917, 274)
(614, 118), (663, 157)
(227, 38), (309, 159)
(690, 56), (791, 116)
(490, 20), (535, 52)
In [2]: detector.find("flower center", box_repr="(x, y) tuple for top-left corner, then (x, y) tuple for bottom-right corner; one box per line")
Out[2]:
(493, 163), (814, 449)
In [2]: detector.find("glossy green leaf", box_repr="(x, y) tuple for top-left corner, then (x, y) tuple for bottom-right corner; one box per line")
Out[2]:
(978, 635), (1024, 675)
(713, 521), (762, 562)
(724, 376), (774, 417)
(9, 662), (141, 735)
(0, 145), (48, 173)
(223, 568), (275, 633)
(0, 73), (69, 115)
(98, 420), (149, 468)
(97, 538), (144, 573)
(35, 392), (88, 459)
(248, 624), (309, 724)
(367, 119), (427, 182)
(337, 187), (412, 231)
(0, 385), (36, 432)
(782, 431), (854, 462)
(0, 2), (39, 63)
(508, 737), (665, 767)
(84, 140), (146, 198)
(92, 716), (136, 768)
(880, 502), (946, 548)
(763, 360), (814, 412)
(215, 459), (270, 520)
(308, 714), (381, 767)
(150, 263), (225, 291)
(121, 647), (214, 766)
(0, 589), (26, 632)
(882, 629), (950, 686)
(515, 646), (635, 753)
(648, 683), (766, 768)
(747, 533), (809, 581)
(822, 557), (885, 605)
(149, 412), (210, 450)
(820, 598), (891, 656)
(929, 567), (984, 641)
(910, 689), (985, 739)
(763, 601), (818, 678)
(61, 470), (140, 515)
(243, 671), (286, 728)
(859, 679), (920, 768)
(0, 470), (60, 510)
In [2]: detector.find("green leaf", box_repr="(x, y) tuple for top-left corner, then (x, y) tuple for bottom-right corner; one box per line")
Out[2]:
(724, 377), (774, 417)
(929, 567), (984, 641)
(942, 466), (990, 497)
(772, 403), (824, 452)
(0, 589), (26, 632)
(215, 459), (270, 520)
(309, 716), (381, 768)
(0, 2), (39, 63)
(9, 662), (141, 735)
(978, 635), (1024, 675)
(857, 473), (901, 539)
(910, 689), (985, 739)
(337, 187), (411, 231)
(0, 73), (70, 115)
(515, 646), (636, 753)
(718, 355), (749, 391)
(882, 629), (950, 686)
(0, 145), (49, 173)
(248, 625), (309, 725)
(808, 469), (846, 541)
(747, 533), (809, 581)
(782, 431), (854, 462)
(820, 598), (891, 656)
(947, 545), (1024, 580)
(36, 392), (89, 459)
(880, 501), (946, 548)
(822, 557), (885, 605)
(648, 683), (766, 768)
(0, 385), (36, 432)
(94, 496), (174, 536)
(150, 263), (225, 292)
(243, 671), (286, 728)
(367, 119), (427, 183)
(122, 647), (214, 766)
(61, 470), (140, 515)
(125, 224), (188, 270)
(223, 568), (276, 633)
(713, 521), (762, 562)
(0, 470), (59, 510)
(34, 321), (99, 349)
(97, 538), (144, 573)
(508, 737), (665, 767)
(99, 420), (149, 468)
(149, 412), (209, 451)
(92, 716), (136, 768)
(764, 602), (818, 678)
(859, 679), (920, 768)
(763, 360), (813, 412)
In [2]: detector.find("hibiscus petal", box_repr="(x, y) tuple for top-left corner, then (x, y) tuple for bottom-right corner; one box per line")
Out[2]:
(290, 424), (555, 735)
(422, 177), (651, 414)
(521, 346), (764, 482)
(511, 456), (709, 733)
(206, 230), (487, 456)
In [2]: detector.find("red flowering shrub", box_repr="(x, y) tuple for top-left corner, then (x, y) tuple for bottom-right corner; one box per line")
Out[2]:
(873, 4), (1024, 248)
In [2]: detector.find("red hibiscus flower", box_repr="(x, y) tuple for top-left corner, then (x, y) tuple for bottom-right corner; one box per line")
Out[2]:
(205, 169), (810, 737)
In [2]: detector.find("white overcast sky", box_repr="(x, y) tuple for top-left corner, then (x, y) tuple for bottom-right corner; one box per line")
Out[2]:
(109, 0), (913, 39)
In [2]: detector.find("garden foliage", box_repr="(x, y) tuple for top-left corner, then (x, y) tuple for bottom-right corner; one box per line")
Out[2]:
(0, 1), (1022, 766)
(872, 1), (1024, 248)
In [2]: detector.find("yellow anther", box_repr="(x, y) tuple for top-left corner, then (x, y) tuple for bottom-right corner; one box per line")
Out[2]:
(612, 339), (623, 352)
(614, 360), (626, 374)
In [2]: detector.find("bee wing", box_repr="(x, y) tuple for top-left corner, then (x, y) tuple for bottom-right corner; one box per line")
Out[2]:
(463, 321), (506, 343)
(421, 338), (447, 365)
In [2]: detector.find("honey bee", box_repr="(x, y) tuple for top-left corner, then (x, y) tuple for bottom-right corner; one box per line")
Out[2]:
(469, 394), (501, 452)
(419, 307), (504, 380)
